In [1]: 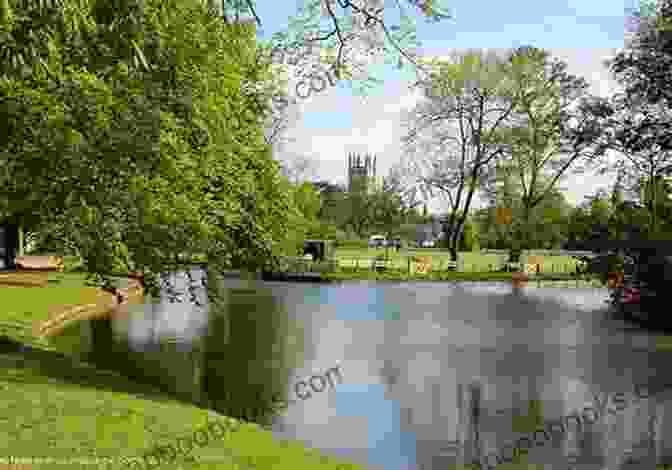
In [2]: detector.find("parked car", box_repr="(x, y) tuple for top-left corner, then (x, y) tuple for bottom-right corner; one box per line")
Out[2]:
(369, 235), (387, 249)
(421, 239), (435, 248)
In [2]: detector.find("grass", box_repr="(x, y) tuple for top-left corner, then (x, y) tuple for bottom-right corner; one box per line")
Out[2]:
(326, 248), (599, 284)
(334, 248), (583, 274)
(0, 272), (133, 350)
(0, 350), (361, 470)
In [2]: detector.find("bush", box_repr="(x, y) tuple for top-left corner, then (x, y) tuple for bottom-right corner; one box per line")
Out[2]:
(335, 239), (369, 250)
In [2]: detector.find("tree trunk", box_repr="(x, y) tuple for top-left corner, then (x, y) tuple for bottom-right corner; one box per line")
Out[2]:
(18, 224), (24, 256)
(508, 204), (533, 264)
(444, 221), (461, 263)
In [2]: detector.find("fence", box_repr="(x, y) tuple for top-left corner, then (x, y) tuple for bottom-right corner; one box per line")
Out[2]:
(278, 256), (587, 275)
(274, 254), (607, 286)
(333, 256), (583, 275)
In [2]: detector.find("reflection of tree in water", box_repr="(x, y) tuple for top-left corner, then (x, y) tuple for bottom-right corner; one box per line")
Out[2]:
(202, 273), (305, 428)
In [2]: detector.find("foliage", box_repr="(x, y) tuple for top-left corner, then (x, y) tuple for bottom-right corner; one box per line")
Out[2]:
(335, 238), (369, 249)
(366, 165), (423, 242)
(610, 0), (672, 105)
(261, 0), (453, 98)
(237, 0), (455, 151)
(0, 0), (301, 298)
(594, 92), (672, 236)
(402, 48), (520, 261)
(597, 0), (672, 242)
(342, 190), (374, 238)
(457, 215), (478, 251)
(481, 46), (610, 261)
(283, 180), (338, 249)
(475, 168), (572, 251)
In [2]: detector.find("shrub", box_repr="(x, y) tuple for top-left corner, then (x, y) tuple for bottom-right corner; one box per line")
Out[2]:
(336, 239), (369, 250)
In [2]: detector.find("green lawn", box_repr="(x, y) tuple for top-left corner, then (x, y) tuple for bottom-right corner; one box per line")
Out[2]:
(0, 272), (131, 350)
(0, 350), (360, 470)
(334, 248), (583, 274)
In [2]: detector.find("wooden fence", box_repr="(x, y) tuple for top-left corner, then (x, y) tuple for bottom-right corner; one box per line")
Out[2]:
(285, 255), (584, 275)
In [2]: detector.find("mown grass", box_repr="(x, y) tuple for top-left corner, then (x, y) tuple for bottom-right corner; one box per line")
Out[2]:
(0, 272), (131, 350)
(0, 269), (130, 354)
(334, 248), (583, 273)
(0, 350), (361, 470)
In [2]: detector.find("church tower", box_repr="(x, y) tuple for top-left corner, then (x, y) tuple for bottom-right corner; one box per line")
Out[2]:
(347, 152), (377, 194)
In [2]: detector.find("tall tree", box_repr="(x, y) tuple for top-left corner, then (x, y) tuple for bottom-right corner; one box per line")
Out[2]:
(609, 0), (672, 105)
(401, 48), (520, 263)
(594, 91), (672, 238)
(0, 0), (294, 297)
(368, 164), (423, 247)
(482, 46), (611, 262)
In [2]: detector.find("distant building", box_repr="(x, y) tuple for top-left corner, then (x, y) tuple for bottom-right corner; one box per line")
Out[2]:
(312, 181), (346, 195)
(347, 152), (377, 194)
(416, 217), (443, 246)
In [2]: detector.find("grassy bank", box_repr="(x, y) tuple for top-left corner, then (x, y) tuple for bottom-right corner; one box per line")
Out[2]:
(321, 269), (604, 285)
(0, 349), (360, 470)
(0, 272), (131, 350)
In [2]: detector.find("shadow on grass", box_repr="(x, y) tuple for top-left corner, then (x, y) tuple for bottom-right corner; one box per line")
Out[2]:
(0, 335), (181, 405)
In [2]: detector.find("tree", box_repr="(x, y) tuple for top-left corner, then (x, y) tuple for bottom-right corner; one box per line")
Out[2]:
(478, 157), (523, 251)
(278, 153), (320, 184)
(476, 170), (572, 251)
(367, 165), (423, 250)
(343, 190), (375, 238)
(401, 49), (521, 263)
(525, 187), (572, 249)
(0, 0), (297, 298)
(638, 174), (672, 236)
(609, 0), (672, 106)
(482, 46), (611, 262)
(313, 180), (348, 226)
(592, 92), (672, 238)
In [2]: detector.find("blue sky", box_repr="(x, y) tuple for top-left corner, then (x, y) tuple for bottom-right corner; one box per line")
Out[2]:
(252, 0), (639, 212)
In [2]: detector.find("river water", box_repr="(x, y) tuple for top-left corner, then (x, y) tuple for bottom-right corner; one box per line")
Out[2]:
(53, 267), (672, 470)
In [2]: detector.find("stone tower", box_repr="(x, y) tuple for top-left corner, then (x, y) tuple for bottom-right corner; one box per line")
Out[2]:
(347, 152), (377, 194)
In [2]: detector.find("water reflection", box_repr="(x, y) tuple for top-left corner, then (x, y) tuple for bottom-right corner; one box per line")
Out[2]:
(69, 268), (303, 430)
(48, 272), (672, 470)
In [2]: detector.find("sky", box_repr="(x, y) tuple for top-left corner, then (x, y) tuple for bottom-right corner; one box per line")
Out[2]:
(252, 0), (644, 213)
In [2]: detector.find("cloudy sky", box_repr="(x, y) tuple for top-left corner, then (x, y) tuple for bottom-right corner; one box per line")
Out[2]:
(253, 0), (642, 213)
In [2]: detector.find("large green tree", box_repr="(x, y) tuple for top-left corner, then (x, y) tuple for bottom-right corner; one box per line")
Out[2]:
(610, 0), (672, 105)
(401, 48), (520, 263)
(0, 0), (291, 297)
(483, 46), (611, 262)
(367, 167), (422, 249)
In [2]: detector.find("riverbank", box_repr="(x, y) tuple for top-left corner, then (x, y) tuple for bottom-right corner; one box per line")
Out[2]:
(0, 347), (359, 470)
(0, 271), (146, 347)
(320, 270), (605, 286)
